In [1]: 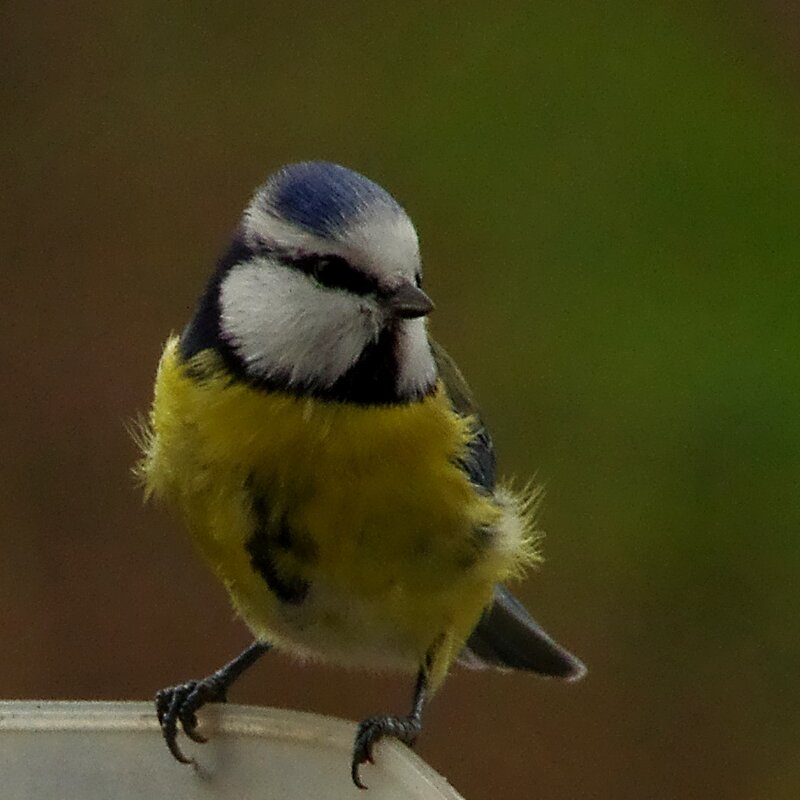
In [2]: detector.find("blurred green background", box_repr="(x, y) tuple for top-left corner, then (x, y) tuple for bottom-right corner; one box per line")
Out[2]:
(2, 2), (798, 798)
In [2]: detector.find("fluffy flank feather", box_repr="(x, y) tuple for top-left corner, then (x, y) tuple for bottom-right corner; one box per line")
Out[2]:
(492, 480), (545, 579)
(128, 411), (155, 495)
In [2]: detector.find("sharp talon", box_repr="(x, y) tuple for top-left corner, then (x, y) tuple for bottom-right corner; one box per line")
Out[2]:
(155, 681), (209, 765)
(351, 712), (423, 788)
(178, 698), (206, 744)
(364, 737), (376, 764)
(165, 727), (193, 765)
(181, 710), (207, 744)
(350, 719), (382, 789)
(184, 727), (207, 744)
(351, 761), (368, 790)
(154, 643), (271, 768)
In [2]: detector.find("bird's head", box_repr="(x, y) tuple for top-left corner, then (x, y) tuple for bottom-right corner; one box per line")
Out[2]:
(188, 162), (438, 404)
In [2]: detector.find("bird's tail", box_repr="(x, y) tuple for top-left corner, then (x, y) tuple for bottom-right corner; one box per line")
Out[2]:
(459, 585), (586, 680)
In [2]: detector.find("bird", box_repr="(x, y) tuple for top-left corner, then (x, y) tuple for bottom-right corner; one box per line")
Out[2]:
(136, 161), (585, 789)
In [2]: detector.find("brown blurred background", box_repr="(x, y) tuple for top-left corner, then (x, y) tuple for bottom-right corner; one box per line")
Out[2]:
(2, 2), (799, 798)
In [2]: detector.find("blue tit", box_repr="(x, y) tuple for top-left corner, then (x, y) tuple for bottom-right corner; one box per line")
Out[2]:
(136, 161), (585, 788)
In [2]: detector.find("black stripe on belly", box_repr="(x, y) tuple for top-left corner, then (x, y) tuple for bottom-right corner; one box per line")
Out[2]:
(245, 489), (316, 605)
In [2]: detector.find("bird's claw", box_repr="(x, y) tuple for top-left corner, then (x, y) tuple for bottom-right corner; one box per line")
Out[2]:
(155, 675), (228, 765)
(351, 714), (421, 790)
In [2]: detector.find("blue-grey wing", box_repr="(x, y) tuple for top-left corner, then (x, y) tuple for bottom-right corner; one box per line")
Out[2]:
(431, 340), (496, 493)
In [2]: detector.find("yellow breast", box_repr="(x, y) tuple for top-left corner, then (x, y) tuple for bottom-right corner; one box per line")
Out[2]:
(139, 338), (534, 686)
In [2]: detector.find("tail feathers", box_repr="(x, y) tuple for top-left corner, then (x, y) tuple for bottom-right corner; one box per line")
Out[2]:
(460, 585), (586, 681)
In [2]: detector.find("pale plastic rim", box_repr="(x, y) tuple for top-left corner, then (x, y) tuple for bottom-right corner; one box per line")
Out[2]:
(0, 701), (465, 799)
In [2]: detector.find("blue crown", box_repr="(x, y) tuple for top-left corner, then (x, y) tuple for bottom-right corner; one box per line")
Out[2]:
(266, 162), (403, 237)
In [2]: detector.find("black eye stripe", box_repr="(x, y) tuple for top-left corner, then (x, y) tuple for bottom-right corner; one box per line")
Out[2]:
(292, 254), (377, 296)
(247, 238), (378, 297)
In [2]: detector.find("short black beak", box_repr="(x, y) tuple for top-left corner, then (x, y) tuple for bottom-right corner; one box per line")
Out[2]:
(384, 282), (435, 319)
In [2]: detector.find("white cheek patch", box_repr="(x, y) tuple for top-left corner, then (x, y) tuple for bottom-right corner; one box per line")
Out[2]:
(227, 198), (436, 399)
(395, 318), (437, 398)
(219, 258), (381, 389)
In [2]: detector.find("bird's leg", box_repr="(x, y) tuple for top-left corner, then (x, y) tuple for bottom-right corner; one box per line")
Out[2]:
(156, 640), (271, 764)
(351, 668), (429, 789)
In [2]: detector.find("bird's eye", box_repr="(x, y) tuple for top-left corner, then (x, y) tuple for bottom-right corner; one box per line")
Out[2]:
(311, 256), (343, 287)
(299, 254), (376, 296)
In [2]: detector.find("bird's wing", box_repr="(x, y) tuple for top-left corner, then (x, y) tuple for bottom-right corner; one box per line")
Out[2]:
(432, 341), (585, 680)
(431, 340), (496, 492)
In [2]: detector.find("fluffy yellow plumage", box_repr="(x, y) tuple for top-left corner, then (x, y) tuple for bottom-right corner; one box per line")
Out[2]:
(140, 337), (538, 690)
